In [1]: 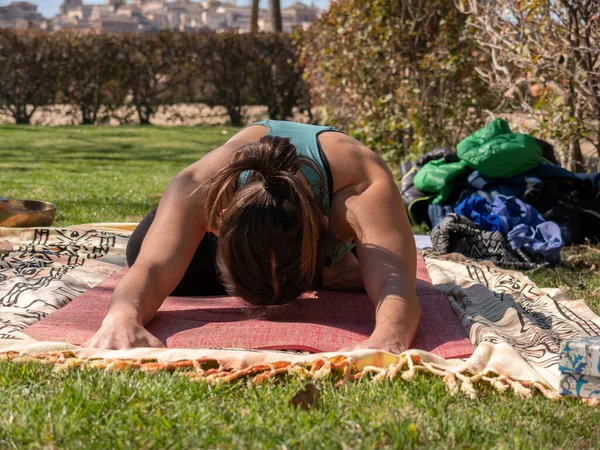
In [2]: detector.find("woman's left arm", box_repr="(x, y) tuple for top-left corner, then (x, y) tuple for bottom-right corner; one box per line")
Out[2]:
(344, 157), (420, 354)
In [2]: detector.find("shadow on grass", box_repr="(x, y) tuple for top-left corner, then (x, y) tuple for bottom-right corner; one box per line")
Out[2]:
(53, 199), (159, 224)
(0, 125), (233, 166)
(0, 149), (206, 166)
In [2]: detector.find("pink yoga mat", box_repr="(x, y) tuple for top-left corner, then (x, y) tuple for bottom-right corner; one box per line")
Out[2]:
(25, 255), (474, 358)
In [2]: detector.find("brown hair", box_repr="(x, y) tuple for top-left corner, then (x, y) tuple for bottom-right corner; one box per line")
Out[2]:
(203, 136), (330, 306)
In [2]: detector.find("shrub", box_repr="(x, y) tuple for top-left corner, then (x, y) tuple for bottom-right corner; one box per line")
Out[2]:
(187, 32), (255, 127)
(0, 30), (307, 127)
(301, 0), (497, 163)
(247, 33), (309, 121)
(0, 30), (60, 124)
(119, 31), (193, 125)
(181, 31), (310, 126)
(56, 32), (127, 125)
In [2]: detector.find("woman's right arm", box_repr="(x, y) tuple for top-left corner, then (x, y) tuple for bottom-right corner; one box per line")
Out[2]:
(83, 138), (249, 350)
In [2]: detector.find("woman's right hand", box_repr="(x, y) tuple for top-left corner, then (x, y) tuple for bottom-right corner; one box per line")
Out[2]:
(83, 313), (165, 350)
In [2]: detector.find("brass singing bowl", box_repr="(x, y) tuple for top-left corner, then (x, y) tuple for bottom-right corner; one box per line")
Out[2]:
(0, 200), (57, 228)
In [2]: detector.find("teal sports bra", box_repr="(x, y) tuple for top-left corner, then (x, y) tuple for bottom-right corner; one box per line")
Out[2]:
(240, 120), (338, 214)
(238, 120), (354, 265)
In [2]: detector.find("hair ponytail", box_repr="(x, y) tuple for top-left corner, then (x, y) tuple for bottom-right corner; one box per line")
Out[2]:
(202, 135), (329, 305)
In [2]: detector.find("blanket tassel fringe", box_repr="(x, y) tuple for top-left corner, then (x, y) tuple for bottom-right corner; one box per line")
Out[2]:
(0, 350), (562, 401)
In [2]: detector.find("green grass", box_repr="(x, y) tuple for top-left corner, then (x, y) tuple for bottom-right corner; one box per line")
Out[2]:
(0, 125), (238, 225)
(529, 246), (600, 314)
(2, 362), (599, 449)
(1, 125), (600, 449)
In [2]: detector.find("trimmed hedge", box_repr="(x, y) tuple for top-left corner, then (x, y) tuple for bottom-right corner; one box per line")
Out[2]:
(0, 30), (61, 124)
(0, 30), (307, 126)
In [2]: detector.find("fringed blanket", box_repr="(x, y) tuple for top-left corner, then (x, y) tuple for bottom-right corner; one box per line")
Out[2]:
(422, 251), (600, 393)
(0, 224), (134, 340)
(2, 225), (600, 400)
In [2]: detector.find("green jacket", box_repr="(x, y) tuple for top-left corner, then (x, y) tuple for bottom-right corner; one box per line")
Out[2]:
(457, 118), (541, 178)
(413, 159), (471, 204)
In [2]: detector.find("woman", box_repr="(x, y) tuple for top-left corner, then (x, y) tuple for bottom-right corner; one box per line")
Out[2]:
(85, 120), (420, 353)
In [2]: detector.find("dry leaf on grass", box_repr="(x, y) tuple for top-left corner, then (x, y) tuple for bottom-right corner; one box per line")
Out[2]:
(289, 383), (320, 410)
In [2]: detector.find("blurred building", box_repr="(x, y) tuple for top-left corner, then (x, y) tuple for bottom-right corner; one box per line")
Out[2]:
(260, 2), (320, 32)
(0, 2), (47, 30)
(49, 0), (321, 33)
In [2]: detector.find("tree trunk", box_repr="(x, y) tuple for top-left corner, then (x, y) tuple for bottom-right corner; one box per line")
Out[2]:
(565, 84), (584, 172)
(14, 114), (32, 125)
(269, 0), (282, 32)
(574, 106), (585, 172)
(596, 107), (600, 173)
(567, 138), (584, 173)
(80, 107), (94, 125)
(13, 105), (33, 125)
(251, 0), (259, 34)
(227, 106), (243, 127)
(268, 104), (279, 120)
(136, 104), (152, 125)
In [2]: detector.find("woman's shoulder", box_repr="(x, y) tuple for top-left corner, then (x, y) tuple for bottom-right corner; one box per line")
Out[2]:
(178, 125), (269, 182)
(319, 132), (389, 193)
(226, 123), (269, 145)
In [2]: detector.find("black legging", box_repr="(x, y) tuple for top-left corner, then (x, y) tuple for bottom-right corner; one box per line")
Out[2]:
(126, 207), (227, 296)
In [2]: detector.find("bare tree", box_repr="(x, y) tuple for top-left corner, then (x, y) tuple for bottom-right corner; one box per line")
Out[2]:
(270, 0), (282, 32)
(457, 0), (600, 172)
(251, 0), (259, 34)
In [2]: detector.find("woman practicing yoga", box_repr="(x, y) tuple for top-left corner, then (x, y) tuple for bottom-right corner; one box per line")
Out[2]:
(85, 120), (420, 353)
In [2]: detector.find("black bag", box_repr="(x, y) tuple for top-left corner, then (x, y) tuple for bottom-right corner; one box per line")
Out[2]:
(431, 214), (545, 270)
(533, 189), (600, 245)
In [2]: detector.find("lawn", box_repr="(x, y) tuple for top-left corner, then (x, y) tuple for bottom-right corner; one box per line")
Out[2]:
(1, 125), (600, 449)
(0, 125), (237, 225)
